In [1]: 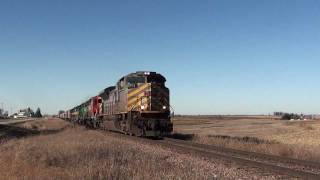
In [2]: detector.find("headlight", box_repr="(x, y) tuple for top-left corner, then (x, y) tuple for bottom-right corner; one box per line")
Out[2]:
(141, 105), (145, 110)
(162, 106), (167, 110)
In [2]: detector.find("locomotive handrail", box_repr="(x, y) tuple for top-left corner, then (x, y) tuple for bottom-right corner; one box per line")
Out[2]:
(169, 105), (175, 119)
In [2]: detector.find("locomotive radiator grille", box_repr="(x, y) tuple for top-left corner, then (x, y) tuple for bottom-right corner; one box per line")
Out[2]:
(150, 84), (169, 111)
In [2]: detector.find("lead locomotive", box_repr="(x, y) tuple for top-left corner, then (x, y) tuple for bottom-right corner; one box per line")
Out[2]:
(59, 71), (173, 137)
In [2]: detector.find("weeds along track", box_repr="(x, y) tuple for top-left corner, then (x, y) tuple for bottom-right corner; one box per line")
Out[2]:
(161, 138), (320, 179)
(97, 129), (320, 179)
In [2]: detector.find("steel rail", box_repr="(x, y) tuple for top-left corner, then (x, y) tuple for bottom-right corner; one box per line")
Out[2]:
(79, 122), (320, 179)
(165, 138), (320, 171)
(98, 130), (320, 179)
(0, 118), (36, 125)
(161, 138), (320, 179)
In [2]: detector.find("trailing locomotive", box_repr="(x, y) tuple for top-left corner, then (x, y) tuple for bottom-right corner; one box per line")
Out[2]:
(59, 71), (173, 137)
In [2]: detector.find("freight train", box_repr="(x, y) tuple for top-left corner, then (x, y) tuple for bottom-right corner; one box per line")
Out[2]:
(59, 71), (173, 137)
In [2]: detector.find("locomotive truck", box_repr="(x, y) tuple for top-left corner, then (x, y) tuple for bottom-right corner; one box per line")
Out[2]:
(59, 71), (173, 137)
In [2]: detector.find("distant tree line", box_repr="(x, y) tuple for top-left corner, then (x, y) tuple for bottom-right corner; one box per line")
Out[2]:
(281, 113), (302, 120)
(274, 112), (285, 116)
(274, 112), (304, 120)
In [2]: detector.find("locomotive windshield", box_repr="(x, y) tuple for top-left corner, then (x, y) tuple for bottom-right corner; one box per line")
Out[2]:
(126, 76), (145, 84)
(126, 76), (146, 89)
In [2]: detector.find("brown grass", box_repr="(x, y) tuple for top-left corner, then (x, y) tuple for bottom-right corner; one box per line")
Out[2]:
(21, 118), (71, 131)
(191, 134), (320, 162)
(0, 119), (235, 180)
(297, 121), (315, 130)
(0, 118), (310, 179)
(173, 116), (320, 162)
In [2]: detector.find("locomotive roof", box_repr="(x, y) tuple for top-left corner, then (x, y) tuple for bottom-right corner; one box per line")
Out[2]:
(98, 86), (116, 100)
(119, 71), (166, 82)
(67, 71), (166, 112)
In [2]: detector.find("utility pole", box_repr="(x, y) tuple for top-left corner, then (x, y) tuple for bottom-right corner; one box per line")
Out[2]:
(0, 102), (3, 116)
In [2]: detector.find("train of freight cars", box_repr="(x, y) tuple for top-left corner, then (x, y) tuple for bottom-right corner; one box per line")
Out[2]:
(59, 71), (173, 137)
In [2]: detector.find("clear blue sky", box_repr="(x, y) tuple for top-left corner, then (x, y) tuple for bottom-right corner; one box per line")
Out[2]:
(0, 0), (319, 115)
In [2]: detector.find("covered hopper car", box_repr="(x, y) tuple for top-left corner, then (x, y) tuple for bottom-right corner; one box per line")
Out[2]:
(59, 71), (173, 137)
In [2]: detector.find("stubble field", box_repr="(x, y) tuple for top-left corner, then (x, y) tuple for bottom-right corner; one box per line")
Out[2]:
(173, 115), (320, 161)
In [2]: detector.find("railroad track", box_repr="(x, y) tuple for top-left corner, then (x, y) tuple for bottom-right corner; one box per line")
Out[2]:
(99, 129), (320, 179)
(0, 118), (36, 125)
(160, 138), (320, 179)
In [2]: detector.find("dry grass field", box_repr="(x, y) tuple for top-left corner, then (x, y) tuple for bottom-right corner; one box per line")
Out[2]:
(0, 118), (277, 180)
(173, 115), (320, 161)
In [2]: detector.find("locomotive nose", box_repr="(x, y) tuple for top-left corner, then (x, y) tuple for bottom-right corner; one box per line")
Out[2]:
(150, 83), (170, 112)
(127, 83), (169, 112)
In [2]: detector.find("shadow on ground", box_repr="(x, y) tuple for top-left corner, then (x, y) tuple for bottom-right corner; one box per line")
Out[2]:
(0, 124), (67, 143)
(167, 133), (195, 140)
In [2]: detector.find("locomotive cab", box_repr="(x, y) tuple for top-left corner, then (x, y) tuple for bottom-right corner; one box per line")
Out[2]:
(119, 71), (173, 136)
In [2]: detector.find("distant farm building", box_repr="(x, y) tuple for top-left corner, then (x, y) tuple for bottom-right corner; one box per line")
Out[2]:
(14, 107), (34, 118)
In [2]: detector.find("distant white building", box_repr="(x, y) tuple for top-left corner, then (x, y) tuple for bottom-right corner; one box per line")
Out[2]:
(14, 112), (27, 119)
(13, 107), (34, 118)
